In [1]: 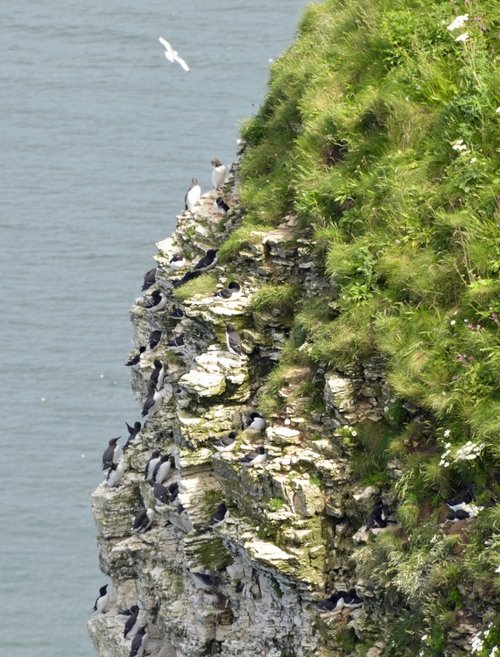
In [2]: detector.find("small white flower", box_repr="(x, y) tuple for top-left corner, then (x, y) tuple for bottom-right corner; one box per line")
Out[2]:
(422, 634), (428, 641)
(496, 564), (500, 574)
(351, 430), (357, 437)
(455, 32), (470, 42)
(444, 429), (451, 438)
(450, 319), (456, 325)
(496, 107), (500, 114)
(447, 14), (469, 31)
(470, 157), (477, 163)
(452, 139), (468, 152)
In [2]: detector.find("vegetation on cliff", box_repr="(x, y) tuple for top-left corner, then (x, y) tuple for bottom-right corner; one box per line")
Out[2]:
(221, 0), (499, 654)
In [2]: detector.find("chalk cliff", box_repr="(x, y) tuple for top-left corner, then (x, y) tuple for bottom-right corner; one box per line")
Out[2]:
(88, 0), (499, 655)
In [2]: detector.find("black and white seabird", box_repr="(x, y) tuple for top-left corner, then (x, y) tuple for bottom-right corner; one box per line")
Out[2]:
(123, 605), (140, 639)
(225, 323), (243, 356)
(364, 502), (397, 533)
(172, 270), (201, 288)
(119, 604), (139, 616)
(125, 346), (146, 367)
(211, 158), (227, 189)
(148, 330), (162, 351)
(189, 570), (217, 591)
(216, 282), (241, 299)
(150, 359), (166, 389)
(446, 490), (473, 512)
(185, 178), (201, 212)
(208, 502), (228, 527)
(102, 437), (122, 470)
(152, 482), (171, 506)
(153, 454), (173, 484)
(123, 422), (141, 451)
(168, 254), (187, 271)
(141, 380), (165, 418)
(168, 307), (185, 320)
(193, 249), (218, 272)
(106, 461), (125, 487)
(167, 481), (179, 501)
(93, 585), (109, 613)
(144, 290), (167, 312)
(141, 268), (156, 291)
(445, 509), (471, 523)
(246, 412), (266, 432)
(145, 451), (161, 482)
(129, 625), (148, 657)
(214, 196), (230, 214)
(133, 508), (155, 533)
(213, 431), (237, 452)
(316, 590), (363, 612)
(166, 334), (185, 349)
(238, 446), (267, 467)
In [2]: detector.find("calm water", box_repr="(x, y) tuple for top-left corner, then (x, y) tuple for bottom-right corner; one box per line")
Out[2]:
(0, 1), (307, 654)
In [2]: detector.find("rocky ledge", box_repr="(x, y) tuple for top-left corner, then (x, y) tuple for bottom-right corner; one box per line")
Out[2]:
(87, 159), (480, 657)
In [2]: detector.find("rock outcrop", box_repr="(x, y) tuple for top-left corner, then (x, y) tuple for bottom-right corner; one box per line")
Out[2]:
(88, 160), (395, 657)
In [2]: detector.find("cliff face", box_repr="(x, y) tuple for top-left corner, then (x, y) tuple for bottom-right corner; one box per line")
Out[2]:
(88, 1), (499, 656)
(88, 164), (374, 657)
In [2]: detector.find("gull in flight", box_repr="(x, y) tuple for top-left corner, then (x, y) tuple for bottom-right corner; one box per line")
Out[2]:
(158, 37), (190, 72)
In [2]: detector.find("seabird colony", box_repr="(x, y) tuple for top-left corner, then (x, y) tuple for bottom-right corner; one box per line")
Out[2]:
(93, 151), (486, 647)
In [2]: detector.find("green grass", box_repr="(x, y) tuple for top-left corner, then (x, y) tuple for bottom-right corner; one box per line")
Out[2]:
(219, 0), (499, 652)
(172, 273), (218, 301)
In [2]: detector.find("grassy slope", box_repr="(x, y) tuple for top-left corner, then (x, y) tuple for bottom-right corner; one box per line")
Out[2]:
(224, 0), (499, 654)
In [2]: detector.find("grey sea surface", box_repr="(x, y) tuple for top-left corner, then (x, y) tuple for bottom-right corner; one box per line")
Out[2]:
(0, 1), (307, 654)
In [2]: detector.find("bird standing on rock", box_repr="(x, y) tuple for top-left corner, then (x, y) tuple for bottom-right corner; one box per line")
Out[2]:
(133, 508), (155, 534)
(193, 248), (218, 272)
(153, 454), (173, 484)
(125, 346), (146, 367)
(148, 330), (162, 351)
(106, 461), (125, 487)
(144, 289), (167, 312)
(225, 323), (243, 356)
(213, 431), (237, 452)
(141, 268), (156, 291)
(238, 446), (267, 467)
(214, 196), (230, 214)
(185, 178), (201, 212)
(123, 605), (140, 639)
(93, 584), (109, 613)
(129, 625), (148, 657)
(216, 282), (241, 299)
(102, 437), (122, 470)
(124, 421), (141, 451)
(246, 412), (266, 432)
(211, 158), (227, 189)
(145, 451), (161, 482)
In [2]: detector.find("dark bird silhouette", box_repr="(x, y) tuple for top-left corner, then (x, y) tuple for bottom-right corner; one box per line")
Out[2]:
(125, 346), (146, 367)
(141, 268), (156, 291)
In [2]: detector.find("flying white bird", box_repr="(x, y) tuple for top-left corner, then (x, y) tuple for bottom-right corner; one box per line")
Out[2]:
(158, 37), (190, 72)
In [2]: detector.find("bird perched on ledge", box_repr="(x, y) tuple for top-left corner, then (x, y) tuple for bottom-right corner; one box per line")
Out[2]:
(125, 346), (146, 367)
(141, 268), (156, 291)
(225, 323), (243, 356)
(238, 446), (267, 467)
(211, 158), (227, 189)
(143, 289), (167, 312)
(102, 437), (122, 470)
(185, 178), (201, 212)
(93, 584), (109, 613)
(214, 196), (230, 214)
